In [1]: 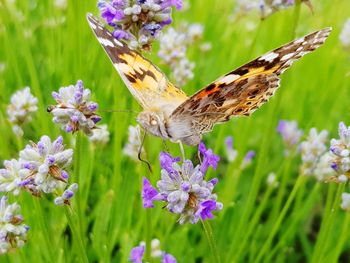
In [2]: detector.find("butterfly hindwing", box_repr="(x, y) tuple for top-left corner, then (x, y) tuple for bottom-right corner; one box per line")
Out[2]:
(168, 28), (332, 138)
(86, 14), (188, 114)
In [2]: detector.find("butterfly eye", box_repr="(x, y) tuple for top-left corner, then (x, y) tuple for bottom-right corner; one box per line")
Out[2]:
(150, 119), (158, 126)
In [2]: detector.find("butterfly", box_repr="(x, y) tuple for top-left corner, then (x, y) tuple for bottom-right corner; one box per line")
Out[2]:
(87, 13), (331, 146)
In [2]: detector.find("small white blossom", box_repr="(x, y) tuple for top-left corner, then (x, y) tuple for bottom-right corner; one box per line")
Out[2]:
(158, 23), (207, 86)
(89, 124), (110, 145)
(54, 183), (78, 206)
(300, 128), (329, 176)
(277, 120), (303, 155)
(48, 80), (101, 136)
(340, 18), (350, 49)
(0, 196), (28, 254)
(329, 122), (350, 182)
(266, 172), (279, 188)
(123, 125), (144, 160)
(7, 87), (38, 136)
(313, 152), (336, 182)
(19, 135), (73, 194)
(54, 0), (67, 9)
(172, 58), (195, 87)
(341, 192), (350, 211)
(0, 160), (30, 195)
(224, 136), (238, 162)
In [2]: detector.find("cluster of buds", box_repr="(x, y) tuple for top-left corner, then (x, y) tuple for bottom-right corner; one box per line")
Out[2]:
(142, 142), (222, 224)
(98, 0), (182, 50)
(7, 87), (38, 137)
(48, 80), (101, 136)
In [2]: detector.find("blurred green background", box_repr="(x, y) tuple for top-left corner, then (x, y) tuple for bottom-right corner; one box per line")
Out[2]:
(0, 0), (350, 262)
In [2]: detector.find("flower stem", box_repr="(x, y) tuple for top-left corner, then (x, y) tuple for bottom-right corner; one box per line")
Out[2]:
(144, 208), (152, 262)
(201, 220), (221, 263)
(65, 207), (89, 263)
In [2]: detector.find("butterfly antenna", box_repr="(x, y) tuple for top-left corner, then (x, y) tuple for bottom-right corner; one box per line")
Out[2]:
(138, 131), (153, 174)
(98, 109), (138, 114)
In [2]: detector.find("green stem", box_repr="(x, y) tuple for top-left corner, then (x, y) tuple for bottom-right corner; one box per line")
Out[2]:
(33, 199), (55, 262)
(201, 220), (221, 263)
(291, 0), (302, 38)
(311, 184), (344, 263)
(65, 207), (89, 263)
(254, 176), (305, 263)
(144, 209), (152, 262)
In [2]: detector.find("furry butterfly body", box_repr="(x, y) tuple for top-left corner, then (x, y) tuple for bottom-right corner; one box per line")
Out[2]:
(87, 14), (331, 145)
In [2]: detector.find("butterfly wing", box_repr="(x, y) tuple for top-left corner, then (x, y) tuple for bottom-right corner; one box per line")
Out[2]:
(86, 14), (188, 113)
(167, 28), (332, 142)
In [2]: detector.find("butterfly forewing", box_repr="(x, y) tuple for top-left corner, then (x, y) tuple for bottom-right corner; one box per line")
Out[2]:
(86, 14), (188, 114)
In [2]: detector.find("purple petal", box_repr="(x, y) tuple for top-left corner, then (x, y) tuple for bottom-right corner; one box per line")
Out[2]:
(196, 200), (218, 220)
(159, 152), (180, 173)
(130, 245), (145, 263)
(162, 252), (177, 263)
(142, 177), (158, 208)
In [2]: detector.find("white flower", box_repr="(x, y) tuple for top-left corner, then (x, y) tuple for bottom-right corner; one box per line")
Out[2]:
(54, 183), (78, 206)
(277, 120), (303, 155)
(300, 128), (329, 176)
(266, 172), (279, 187)
(172, 58), (195, 87)
(54, 0), (67, 9)
(340, 18), (350, 49)
(0, 196), (28, 254)
(341, 192), (350, 211)
(123, 125), (144, 160)
(313, 152), (336, 182)
(19, 135), (73, 194)
(89, 124), (110, 145)
(7, 87), (38, 136)
(0, 160), (30, 195)
(158, 23), (208, 86)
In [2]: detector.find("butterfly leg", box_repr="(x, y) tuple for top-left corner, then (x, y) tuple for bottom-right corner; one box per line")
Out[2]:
(138, 131), (153, 173)
(178, 140), (186, 161)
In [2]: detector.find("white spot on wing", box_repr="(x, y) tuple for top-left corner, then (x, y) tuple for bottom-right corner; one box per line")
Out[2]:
(220, 74), (240, 84)
(281, 53), (294, 61)
(98, 37), (115, 47)
(88, 20), (97, 29)
(259, 52), (279, 62)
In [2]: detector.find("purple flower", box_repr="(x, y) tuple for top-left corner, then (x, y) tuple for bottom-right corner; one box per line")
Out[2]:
(328, 122), (350, 182)
(159, 152), (180, 174)
(196, 200), (220, 220)
(147, 150), (222, 224)
(142, 177), (158, 208)
(198, 142), (220, 173)
(130, 245), (145, 263)
(48, 80), (101, 136)
(162, 252), (177, 263)
(277, 120), (303, 155)
(98, 0), (183, 50)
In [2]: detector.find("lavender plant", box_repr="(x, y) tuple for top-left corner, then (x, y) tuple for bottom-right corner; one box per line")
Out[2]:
(48, 80), (101, 136)
(97, 0), (183, 50)
(142, 143), (222, 224)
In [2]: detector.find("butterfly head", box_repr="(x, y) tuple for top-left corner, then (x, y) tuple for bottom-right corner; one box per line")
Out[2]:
(137, 111), (169, 139)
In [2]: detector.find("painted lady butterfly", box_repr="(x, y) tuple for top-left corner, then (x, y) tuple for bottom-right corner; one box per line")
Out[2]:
(87, 14), (331, 146)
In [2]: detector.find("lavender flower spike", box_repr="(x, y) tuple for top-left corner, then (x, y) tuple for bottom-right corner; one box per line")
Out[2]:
(98, 0), (183, 50)
(198, 142), (220, 173)
(19, 135), (73, 195)
(147, 148), (222, 224)
(328, 122), (350, 182)
(48, 80), (101, 136)
(7, 87), (38, 136)
(277, 120), (303, 155)
(0, 196), (29, 254)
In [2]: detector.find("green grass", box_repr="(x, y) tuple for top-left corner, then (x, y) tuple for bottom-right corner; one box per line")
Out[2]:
(1, 0), (350, 262)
